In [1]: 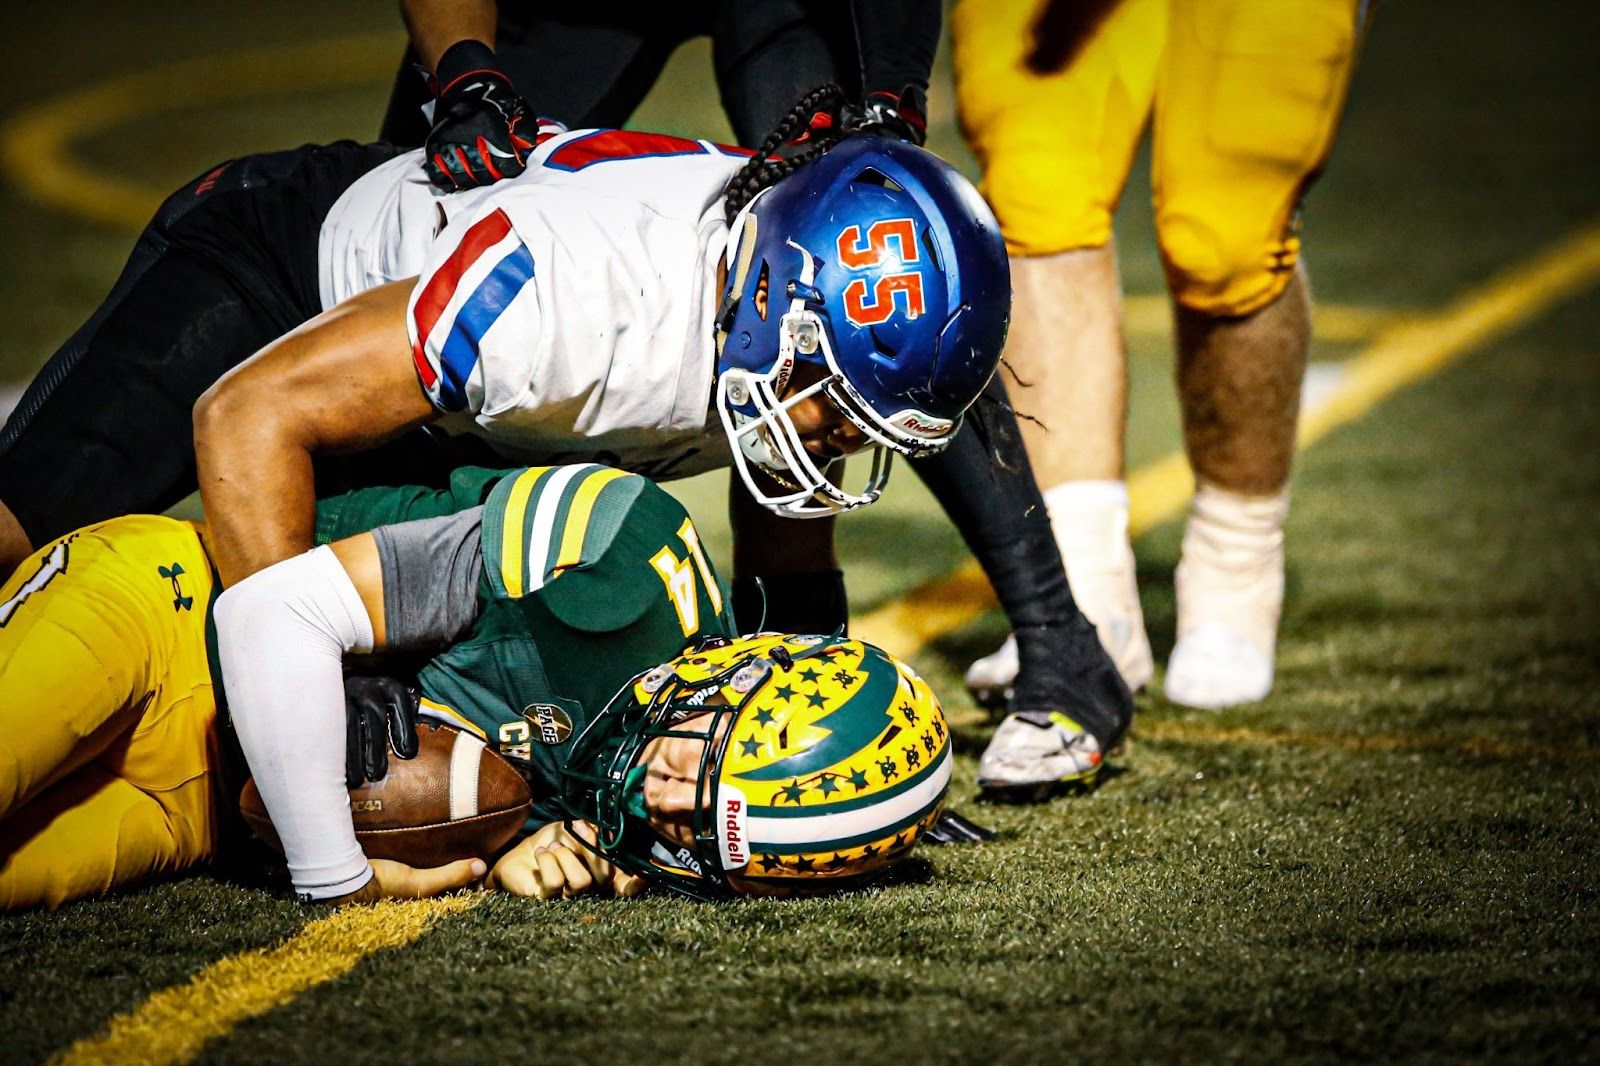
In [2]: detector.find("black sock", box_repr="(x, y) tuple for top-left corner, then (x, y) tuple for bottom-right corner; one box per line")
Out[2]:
(909, 374), (1134, 746)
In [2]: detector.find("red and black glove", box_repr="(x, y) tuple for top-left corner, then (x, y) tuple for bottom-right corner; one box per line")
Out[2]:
(424, 40), (534, 191)
(765, 82), (928, 169)
(856, 84), (928, 146)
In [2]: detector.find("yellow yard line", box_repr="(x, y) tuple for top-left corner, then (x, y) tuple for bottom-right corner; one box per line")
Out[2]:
(50, 896), (477, 1066)
(855, 217), (1600, 654)
(0, 31), (402, 230)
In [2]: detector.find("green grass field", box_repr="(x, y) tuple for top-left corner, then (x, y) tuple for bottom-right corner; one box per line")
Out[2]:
(1, 1), (1598, 1061)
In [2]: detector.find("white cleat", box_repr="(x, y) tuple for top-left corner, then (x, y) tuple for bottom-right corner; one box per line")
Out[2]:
(963, 633), (1019, 709)
(1163, 623), (1274, 709)
(977, 710), (1105, 800)
(1163, 483), (1290, 710)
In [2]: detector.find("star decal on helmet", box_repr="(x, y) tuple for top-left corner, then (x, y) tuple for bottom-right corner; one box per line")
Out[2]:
(566, 633), (952, 900)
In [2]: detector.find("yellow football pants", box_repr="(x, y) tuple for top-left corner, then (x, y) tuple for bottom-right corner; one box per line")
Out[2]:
(954, 0), (1364, 316)
(0, 515), (219, 909)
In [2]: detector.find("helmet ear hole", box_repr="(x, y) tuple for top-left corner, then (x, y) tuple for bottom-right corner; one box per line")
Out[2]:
(754, 261), (770, 320)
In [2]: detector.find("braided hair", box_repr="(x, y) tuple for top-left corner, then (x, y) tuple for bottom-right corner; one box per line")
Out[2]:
(723, 84), (851, 225)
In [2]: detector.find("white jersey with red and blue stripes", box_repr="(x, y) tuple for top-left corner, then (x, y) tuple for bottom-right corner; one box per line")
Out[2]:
(317, 127), (747, 481)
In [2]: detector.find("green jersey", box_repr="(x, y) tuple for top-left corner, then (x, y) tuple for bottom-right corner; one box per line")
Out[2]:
(317, 464), (734, 824)
(313, 465), (510, 543)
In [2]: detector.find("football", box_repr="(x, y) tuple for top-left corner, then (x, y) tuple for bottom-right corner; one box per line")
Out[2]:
(239, 720), (533, 867)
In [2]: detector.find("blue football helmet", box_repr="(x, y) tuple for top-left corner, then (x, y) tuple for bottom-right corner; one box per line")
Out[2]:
(715, 136), (1010, 518)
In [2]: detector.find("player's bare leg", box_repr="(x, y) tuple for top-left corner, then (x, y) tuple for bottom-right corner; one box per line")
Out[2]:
(1010, 247), (1129, 488)
(965, 244), (1153, 705)
(0, 501), (31, 578)
(1165, 265), (1310, 708)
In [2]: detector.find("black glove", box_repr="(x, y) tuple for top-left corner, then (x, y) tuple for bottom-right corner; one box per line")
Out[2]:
(855, 85), (928, 146)
(344, 675), (421, 789)
(424, 40), (534, 191)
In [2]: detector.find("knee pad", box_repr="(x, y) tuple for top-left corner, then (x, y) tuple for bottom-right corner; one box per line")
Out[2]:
(1156, 208), (1302, 317)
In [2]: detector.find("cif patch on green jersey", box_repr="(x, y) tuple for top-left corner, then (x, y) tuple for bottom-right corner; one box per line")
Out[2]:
(418, 464), (734, 824)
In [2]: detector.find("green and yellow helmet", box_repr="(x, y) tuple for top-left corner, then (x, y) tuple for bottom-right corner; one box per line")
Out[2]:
(557, 632), (952, 899)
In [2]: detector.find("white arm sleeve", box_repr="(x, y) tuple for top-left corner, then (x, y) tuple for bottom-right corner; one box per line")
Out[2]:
(215, 546), (375, 901)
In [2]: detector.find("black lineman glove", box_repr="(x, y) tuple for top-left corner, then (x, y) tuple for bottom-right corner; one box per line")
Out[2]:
(344, 676), (421, 789)
(765, 84), (926, 174)
(855, 85), (928, 146)
(424, 40), (534, 191)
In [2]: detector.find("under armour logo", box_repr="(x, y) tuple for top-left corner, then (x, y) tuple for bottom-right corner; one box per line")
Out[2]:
(158, 563), (193, 612)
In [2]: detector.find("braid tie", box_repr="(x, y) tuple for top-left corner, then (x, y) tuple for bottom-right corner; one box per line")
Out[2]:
(723, 84), (850, 225)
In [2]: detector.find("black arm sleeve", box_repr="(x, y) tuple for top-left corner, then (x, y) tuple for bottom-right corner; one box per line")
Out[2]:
(852, 0), (941, 96)
(908, 375), (1134, 748)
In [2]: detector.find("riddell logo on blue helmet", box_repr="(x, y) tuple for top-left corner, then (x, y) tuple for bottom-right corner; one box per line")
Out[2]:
(889, 411), (954, 438)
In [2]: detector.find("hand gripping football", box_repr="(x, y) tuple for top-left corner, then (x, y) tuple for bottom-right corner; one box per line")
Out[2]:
(240, 720), (532, 867)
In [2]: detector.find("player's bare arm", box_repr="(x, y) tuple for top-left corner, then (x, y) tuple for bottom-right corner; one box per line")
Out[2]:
(194, 278), (436, 587)
(400, 0), (498, 71)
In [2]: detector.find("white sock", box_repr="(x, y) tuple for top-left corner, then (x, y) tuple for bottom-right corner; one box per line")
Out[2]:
(1175, 481), (1291, 654)
(1043, 479), (1130, 566)
(1040, 478), (1153, 691)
